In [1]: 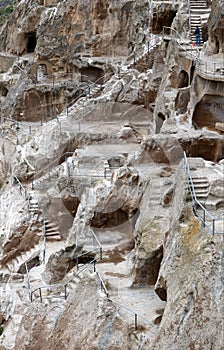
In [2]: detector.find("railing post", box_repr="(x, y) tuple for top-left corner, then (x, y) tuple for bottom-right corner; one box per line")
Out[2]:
(100, 247), (102, 261)
(93, 260), (96, 272)
(212, 219), (215, 236)
(64, 284), (67, 300)
(135, 313), (138, 330)
(203, 209), (206, 227)
(39, 288), (42, 303)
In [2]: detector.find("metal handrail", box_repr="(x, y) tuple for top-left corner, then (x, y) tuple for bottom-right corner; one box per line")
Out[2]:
(14, 175), (28, 200)
(163, 26), (224, 79)
(25, 228), (102, 302)
(32, 151), (74, 184)
(183, 152), (223, 235)
(108, 298), (156, 331)
(97, 271), (109, 297)
(130, 31), (164, 68)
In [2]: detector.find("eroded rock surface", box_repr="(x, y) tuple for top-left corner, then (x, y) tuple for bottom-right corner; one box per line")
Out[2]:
(0, 0), (223, 349)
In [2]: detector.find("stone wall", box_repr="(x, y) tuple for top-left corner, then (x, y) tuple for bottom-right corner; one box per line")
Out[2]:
(0, 54), (16, 72)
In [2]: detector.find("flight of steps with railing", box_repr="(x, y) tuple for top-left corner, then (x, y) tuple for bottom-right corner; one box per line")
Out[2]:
(32, 164), (61, 189)
(190, 0), (211, 46)
(57, 79), (107, 123)
(190, 176), (210, 203)
(1, 194), (62, 273)
(189, 175), (223, 211)
(29, 197), (62, 241)
(5, 246), (41, 273)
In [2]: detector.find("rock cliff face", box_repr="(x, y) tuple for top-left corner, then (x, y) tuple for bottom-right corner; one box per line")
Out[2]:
(0, 0), (223, 349)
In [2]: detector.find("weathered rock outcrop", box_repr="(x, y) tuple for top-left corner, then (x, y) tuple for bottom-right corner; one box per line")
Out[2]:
(0, 0), (223, 349)
(13, 276), (130, 350)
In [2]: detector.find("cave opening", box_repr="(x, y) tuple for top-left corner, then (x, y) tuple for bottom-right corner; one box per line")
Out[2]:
(26, 33), (37, 53)
(80, 66), (104, 83)
(192, 94), (224, 129)
(134, 245), (164, 287)
(62, 196), (80, 218)
(151, 10), (177, 33)
(190, 64), (195, 84)
(0, 85), (8, 97)
(188, 138), (223, 162)
(156, 112), (165, 133)
(178, 70), (189, 88)
(90, 208), (129, 228)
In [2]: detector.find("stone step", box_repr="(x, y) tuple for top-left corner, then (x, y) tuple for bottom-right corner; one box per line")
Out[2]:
(193, 182), (209, 188)
(44, 220), (61, 241)
(6, 246), (40, 272)
(191, 177), (209, 183)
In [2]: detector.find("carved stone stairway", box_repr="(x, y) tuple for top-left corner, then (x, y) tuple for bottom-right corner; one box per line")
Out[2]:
(190, 0), (211, 45)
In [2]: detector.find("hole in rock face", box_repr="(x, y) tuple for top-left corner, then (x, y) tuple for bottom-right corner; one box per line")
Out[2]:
(155, 275), (167, 301)
(175, 88), (190, 115)
(188, 138), (223, 162)
(156, 113), (165, 133)
(26, 33), (37, 53)
(190, 64), (195, 84)
(0, 84), (8, 97)
(62, 196), (80, 218)
(80, 66), (104, 83)
(178, 70), (189, 88)
(192, 94), (224, 129)
(134, 245), (163, 286)
(152, 10), (177, 33)
(90, 208), (129, 228)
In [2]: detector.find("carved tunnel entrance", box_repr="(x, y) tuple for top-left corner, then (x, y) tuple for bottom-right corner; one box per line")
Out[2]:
(90, 209), (129, 228)
(26, 33), (37, 53)
(80, 66), (104, 83)
(193, 94), (224, 129)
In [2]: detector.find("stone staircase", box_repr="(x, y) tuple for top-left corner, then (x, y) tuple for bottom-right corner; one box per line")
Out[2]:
(190, 0), (211, 45)
(29, 197), (62, 241)
(1, 193), (62, 273)
(5, 246), (41, 273)
(190, 175), (223, 211)
(43, 219), (61, 241)
(32, 164), (61, 189)
(148, 178), (163, 207)
(58, 82), (105, 122)
(191, 176), (210, 202)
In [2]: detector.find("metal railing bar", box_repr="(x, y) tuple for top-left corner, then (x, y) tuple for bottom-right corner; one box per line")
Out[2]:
(107, 298), (156, 330)
(97, 271), (109, 297)
(183, 152), (223, 235)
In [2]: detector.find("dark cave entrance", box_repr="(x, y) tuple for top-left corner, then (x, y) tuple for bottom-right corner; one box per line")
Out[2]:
(178, 70), (189, 88)
(0, 84), (8, 97)
(156, 112), (165, 133)
(90, 208), (129, 228)
(26, 33), (37, 53)
(134, 245), (164, 287)
(151, 10), (177, 33)
(80, 66), (104, 83)
(192, 94), (224, 129)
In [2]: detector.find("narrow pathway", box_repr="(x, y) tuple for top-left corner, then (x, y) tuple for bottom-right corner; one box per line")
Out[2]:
(94, 222), (166, 330)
